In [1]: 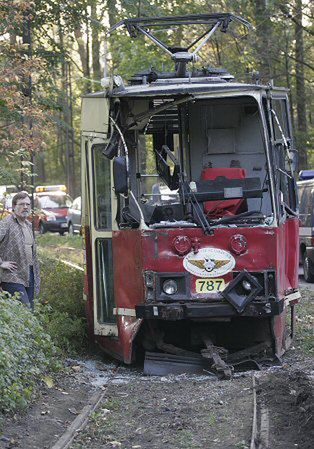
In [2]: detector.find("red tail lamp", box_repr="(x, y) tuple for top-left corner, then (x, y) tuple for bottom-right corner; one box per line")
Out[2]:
(230, 234), (247, 255)
(173, 235), (192, 256)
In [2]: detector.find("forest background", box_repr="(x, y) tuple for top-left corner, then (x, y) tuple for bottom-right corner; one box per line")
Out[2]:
(0, 0), (313, 198)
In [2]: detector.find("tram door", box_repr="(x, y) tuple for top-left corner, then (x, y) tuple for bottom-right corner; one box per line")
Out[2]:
(87, 138), (118, 337)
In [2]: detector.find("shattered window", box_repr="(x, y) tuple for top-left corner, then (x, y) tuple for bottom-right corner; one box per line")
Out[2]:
(138, 133), (180, 206)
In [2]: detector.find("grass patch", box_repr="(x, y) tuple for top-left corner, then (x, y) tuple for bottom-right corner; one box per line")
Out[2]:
(37, 234), (83, 266)
(36, 233), (83, 249)
(0, 238), (86, 416)
(295, 290), (314, 354)
(36, 255), (87, 353)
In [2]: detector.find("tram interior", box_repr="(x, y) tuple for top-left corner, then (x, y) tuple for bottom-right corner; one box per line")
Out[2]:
(118, 95), (273, 228)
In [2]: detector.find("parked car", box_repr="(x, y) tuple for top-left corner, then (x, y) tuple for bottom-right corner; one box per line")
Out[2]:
(0, 185), (18, 214)
(0, 185), (18, 198)
(0, 198), (11, 220)
(34, 189), (73, 235)
(298, 171), (314, 282)
(67, 196), (81, 234)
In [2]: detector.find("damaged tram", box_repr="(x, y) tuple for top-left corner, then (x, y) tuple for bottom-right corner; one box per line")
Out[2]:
(81, 14), (300, 377)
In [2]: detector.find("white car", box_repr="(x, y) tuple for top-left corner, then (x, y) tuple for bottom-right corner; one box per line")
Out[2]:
(67, 196), (81, 234)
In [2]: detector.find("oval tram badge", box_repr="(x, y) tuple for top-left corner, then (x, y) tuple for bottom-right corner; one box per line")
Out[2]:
(183, 247), (236, 278)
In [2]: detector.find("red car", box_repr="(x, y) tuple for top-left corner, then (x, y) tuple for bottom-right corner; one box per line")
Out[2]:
(33, 187), (73, 235)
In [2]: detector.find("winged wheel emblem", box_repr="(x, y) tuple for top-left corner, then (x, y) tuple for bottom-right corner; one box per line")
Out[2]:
(189, 257), (229, 272)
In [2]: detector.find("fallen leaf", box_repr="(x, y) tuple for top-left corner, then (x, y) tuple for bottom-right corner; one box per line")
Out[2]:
(109, 442), (121, 447)
(71, 366), (81, 372)
(42, 376), (54, 388)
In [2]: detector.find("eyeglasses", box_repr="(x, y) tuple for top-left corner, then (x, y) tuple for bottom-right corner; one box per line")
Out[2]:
(16, 202), (31, 207)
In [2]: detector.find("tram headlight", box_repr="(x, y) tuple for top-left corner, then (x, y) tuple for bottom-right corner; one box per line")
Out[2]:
(242, 280), (252, 291)
(162, 279), (178, 295)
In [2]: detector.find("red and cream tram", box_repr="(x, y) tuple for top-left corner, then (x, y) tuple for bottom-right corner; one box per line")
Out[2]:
(81, 14), (300, 376)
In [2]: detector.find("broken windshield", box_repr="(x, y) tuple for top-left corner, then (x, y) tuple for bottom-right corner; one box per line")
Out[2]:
(119, 95), (274, 230)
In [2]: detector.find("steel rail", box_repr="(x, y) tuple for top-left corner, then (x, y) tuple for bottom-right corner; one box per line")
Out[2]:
(250, 374), (270, 449)
(250, 375), (258, 449)
(50, 364), (120, 449)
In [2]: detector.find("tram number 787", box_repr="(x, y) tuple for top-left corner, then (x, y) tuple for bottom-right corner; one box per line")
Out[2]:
(195, 278), (226, 293)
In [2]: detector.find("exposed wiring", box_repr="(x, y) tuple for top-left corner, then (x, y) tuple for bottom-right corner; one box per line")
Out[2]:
(130, 191), (149, 230)
(109, 116), (148, 230)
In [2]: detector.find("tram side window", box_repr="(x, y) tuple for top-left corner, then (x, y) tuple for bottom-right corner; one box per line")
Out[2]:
(272, 98), (290, 140)
(93, 145), (112, 229)
(138, 134), (158, 199)
(271, 99), (297, 214)
(138, 133), (180, 206)
(274, 144), (297, 214)
(95, 239), (115, 324)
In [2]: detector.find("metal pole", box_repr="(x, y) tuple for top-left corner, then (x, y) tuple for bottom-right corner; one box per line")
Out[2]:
(65, 61), (70, 194)
(22, 10), (35, 233)
(69, 62), (75, 197)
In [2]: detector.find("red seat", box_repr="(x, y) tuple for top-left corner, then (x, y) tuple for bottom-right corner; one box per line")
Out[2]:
(201, 167), (247, 218)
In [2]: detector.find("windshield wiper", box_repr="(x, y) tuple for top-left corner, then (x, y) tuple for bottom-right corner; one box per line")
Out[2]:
(208, 210), (265, 226)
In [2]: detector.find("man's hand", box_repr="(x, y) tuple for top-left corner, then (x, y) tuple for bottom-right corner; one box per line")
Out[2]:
(0, 261), (17, 272)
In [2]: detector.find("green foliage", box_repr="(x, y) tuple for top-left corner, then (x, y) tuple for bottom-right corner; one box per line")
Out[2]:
(0, 165), (17, 185)
(0, 291), (60, 414)
(36, 255), (87, 353)
(295, 292), (314, 353)
(36, 233), (83, 250)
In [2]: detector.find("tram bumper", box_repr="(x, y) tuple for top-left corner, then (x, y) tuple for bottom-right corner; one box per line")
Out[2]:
(135, 299), (284, 320)
(139, 269), (284, 320)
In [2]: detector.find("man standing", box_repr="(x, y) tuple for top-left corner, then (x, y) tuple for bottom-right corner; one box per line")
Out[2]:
(0, 192), (40, 310)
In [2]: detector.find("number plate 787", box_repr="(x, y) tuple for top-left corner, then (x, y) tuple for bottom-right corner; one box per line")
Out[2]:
(195, 278), (225, 293)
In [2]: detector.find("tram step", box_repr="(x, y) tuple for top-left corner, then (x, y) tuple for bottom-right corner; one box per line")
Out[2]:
(144, 351), (209, 376)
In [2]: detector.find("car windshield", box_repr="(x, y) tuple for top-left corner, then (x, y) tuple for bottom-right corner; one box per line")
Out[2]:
(37, 194), (72, 208)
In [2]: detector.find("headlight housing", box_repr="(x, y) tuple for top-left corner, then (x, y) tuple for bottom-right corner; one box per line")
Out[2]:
(162, 279), (178, 295)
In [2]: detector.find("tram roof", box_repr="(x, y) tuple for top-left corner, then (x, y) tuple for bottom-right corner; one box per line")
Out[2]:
(83, 82), (288, 99)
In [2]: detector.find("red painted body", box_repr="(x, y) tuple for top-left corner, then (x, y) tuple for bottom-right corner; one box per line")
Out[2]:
(84, 217), (299, 363)
(100, 218), (299, 362)
(113, 221), (299, 300)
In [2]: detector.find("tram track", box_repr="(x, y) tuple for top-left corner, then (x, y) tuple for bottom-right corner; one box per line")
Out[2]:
(50, 363), (121, 449)
(49, 362), (270, 449)
(250, 375), (270, 449)
(1, 354), (311, 449)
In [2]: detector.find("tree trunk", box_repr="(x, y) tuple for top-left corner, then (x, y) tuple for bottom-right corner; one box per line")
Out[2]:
(91, 1), (101, 85)
(107, 0), (118, 28)
(36, 152), (46, 184)
(252, 0), (273, 82)
(74, 17), (91, 93)
(295, 0), (307, 169)
(284, 26), (295, 131)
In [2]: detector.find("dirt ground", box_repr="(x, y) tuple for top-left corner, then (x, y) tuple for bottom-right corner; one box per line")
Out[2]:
(0, 291), (313, 449)
(66, 359), (313, 449)
(258, 370), (314, 449)
(1, 357), (312, 449)
(0, 364), (94, 449)
(69, 374), (253, 449)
